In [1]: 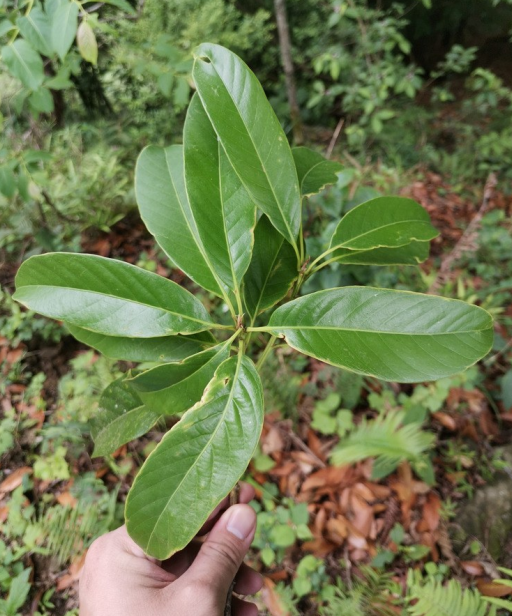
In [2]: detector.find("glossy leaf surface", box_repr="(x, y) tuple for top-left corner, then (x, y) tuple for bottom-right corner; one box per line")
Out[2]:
(267, 287), (493, 382)
(292, 147), (343, 197)
(329, 196), (438, 251)
(126, 354), (264, 559)
(91, 379), (160, 458)
(67, 325), (213, 363)
(332, 240), (430, 266)
(14, 253), (213, 337)
(1, 40), (44, 90)
(128, 341), (231, 415)
(16, 8), (53, 56)
(193, 43), (301, 251)
(243, 215), (298, 321)
(135, 144), (224, 297)
(184, 94), (255, 293)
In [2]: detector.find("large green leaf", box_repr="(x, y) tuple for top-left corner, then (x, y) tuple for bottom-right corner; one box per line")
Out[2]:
(14, 253), (214, 337)
(292, 147), (343, 197)
(184, 94), (255, 295)
(91, 379), (160, 458)
(135, 144), (226, 298)
(332, 240), (430, 266)
(51, 1), (78, 60)
(128, 341), (231, 415)
(1, 39), (44, 90)
(16, 8), (53, 56)
(329, 196), (439, 252)
(265, 287), (494, 382)
(126, 354), (264, 559)
(66, 325), (214, 362)
(243, 215), (298, 321)
(192, 43), (301, 253)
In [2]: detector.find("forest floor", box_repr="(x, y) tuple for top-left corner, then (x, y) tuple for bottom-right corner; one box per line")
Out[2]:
(1, 170), (512, 615)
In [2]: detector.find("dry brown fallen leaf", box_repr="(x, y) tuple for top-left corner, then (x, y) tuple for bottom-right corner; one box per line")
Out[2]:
(261, 578), (291, 616)
(0, 467), (32, 493)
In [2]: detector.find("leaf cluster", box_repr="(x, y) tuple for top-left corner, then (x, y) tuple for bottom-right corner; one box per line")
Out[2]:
(12, 43), (494, 558)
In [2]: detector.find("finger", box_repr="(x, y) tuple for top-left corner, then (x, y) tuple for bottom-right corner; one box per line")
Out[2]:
(185, 504), (257, 598)
(163, 542), (261, 596)
(198, 482), (255, 536)
(233, 596), (259, 616)
(234, 564), (263, 596)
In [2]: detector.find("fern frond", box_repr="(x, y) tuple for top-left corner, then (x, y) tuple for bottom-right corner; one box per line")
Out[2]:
(331, 411), (435, 468)
(407, 578), (489, 616)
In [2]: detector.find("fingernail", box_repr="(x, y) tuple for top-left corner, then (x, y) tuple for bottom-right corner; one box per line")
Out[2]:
(226, 505), (255, 541)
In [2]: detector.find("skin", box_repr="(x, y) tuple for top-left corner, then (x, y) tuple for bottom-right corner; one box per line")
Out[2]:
(79, 483), (262, 616)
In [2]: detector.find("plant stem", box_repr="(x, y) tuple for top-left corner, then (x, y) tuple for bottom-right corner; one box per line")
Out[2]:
(306, 244), (341, 274)
(255, 335), (278, 371)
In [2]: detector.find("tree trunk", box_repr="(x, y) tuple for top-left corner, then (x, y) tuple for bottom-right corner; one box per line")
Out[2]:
(273, 0), (304, 145)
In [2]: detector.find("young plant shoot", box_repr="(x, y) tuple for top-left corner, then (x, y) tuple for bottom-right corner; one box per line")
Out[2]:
(13, 43), (494, 560)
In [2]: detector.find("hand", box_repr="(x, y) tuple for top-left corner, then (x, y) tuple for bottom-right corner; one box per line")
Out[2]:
(79, 483), (262, 616)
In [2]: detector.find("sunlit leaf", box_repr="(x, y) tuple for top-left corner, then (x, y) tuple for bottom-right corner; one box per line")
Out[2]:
(193, 43), (301, 254)
(14, 253), (214, 337)
(266, 287), (493, 382)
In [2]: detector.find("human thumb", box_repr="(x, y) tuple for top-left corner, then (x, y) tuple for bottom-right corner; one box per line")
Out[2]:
(187, 504), (257, 597)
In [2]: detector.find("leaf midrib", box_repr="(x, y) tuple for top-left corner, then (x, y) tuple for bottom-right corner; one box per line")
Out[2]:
(145, 353), (243, 552)
(15, 284), (212, 328)
(267, 325), (491, 335)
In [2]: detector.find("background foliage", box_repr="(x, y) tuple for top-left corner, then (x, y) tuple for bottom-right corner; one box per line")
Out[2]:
(1, 0), (512, 614)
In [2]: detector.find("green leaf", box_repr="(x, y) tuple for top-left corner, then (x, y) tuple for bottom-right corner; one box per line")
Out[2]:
(4, 568), (31, 615)
(0, 20), (16, 39)
(45, 0), (68, 16)
(76, 20), (97, 65)
(266, 287), (493, 382)
(128, 341), (231, 415)
(292, 146), (343, 197)
(184, 94), (256, 294)
(16, 8), (52, 56)
(66, 325), (214, 362)
(14, 253), (214, 338)
(91, 379), (160, 457)
(192, 43), (301, 254)
(243, 215), (298, 321)
(51, 1), (79, 60)
(135, 144), (225, 298)
(331, 411), (434, 471)
(125, 354), (264, 559)
(501, 369), (512, 410)
(95, 0), (137, 15)
(1, 39), (44, 90)
(329, 196), (439, 252)
(270, 524), (296, 547)
(332, 240), (430, 266)
(0, 167), (17, 198)
(29, 86), (54, 113)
